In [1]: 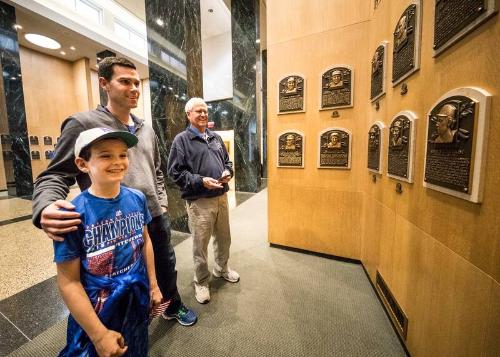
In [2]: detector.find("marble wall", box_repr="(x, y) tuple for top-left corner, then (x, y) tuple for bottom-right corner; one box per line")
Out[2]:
(145, 0), (261, 231)
(0, 1), (33, 197)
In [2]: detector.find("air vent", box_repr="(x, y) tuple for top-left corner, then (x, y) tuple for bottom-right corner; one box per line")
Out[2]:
(375, 271), (408, 340)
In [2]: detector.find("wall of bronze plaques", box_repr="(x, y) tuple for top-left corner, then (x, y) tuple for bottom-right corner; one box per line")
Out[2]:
(423, 87), (491, 203)
(317, 128), (351, 169)
(277, 74), (306, 114)
(392, 1), (422, 86)
(370, 42), (388, 102)
(387, 111), (417, 183)
(319, 66), (354, 110)
(277, 131), (305, 168)
(367, 121), (385, 174)
(433, 0), (498, 57)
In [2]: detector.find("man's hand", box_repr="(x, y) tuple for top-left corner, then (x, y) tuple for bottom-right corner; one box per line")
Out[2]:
(40, 200), (81, 241)
(218, 170), (232, 184)
(92, 329), (128, 357)
(202, 177), (223, 190)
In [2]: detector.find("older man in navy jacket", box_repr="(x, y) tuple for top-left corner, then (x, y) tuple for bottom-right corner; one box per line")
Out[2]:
(167, 97), (240, 304)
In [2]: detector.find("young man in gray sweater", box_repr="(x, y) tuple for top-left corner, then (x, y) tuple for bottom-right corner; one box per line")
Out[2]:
(32, 57), (197, 326)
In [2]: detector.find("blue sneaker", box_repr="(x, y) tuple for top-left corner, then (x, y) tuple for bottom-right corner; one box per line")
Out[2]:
(162, 304), (197, 326)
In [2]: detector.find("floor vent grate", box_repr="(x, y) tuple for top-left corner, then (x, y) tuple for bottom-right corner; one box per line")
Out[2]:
(375, 271), (408, 340)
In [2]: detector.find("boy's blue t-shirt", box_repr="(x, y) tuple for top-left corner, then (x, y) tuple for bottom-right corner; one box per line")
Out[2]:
(54, 186), (152, 277)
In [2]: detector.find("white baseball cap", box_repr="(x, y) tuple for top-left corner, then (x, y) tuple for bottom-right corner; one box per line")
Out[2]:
(74, 127), (138, 157)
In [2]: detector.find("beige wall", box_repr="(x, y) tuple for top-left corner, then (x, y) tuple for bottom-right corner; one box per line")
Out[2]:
(267, 0), (500, 355)
(20, 46), (84, 180)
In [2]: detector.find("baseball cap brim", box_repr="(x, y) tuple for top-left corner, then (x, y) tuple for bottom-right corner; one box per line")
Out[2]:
(74, 128), (138, 157)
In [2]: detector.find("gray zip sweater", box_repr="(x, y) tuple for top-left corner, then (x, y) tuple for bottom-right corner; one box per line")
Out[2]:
(32, 105), (168, 228)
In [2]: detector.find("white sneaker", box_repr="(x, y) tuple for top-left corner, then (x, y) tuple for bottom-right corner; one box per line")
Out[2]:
(194, 283), (210, 304)
(213, 268), (240, 283)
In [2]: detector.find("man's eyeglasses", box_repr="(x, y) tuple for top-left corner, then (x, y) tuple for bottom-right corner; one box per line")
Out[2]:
(190, 109), (208, 115)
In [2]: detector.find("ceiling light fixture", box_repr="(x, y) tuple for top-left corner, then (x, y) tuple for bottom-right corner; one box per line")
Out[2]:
(60, 51), (66, 55)
(25, 33), (61, 49)
(70, 46), (76, 50)
(156, 18), (164, 27)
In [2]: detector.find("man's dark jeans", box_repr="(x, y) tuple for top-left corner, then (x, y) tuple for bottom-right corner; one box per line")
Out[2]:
(147, 213), (181, 313)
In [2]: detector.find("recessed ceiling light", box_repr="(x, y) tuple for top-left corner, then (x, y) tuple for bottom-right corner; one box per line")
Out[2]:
(70, 46), (76, 51)
(13, 24), (22, 30)
(156, 18), (164, 27)
(60, 51), (66, 55)
(25, 33), (60, 49)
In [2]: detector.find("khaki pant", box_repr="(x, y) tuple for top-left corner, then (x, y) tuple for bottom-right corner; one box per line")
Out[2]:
(186, 193), (231, 286)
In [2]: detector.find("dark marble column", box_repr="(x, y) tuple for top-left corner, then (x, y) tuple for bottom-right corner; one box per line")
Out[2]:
(231, 0), (261, 192)
(0, 1), (33, 197)
(145, 0), (260, 231)
(185, 0), (203, 98)
(146, 0), (202, 231)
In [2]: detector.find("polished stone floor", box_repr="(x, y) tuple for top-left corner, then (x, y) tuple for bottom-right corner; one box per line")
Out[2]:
(0, 189), (254, 356)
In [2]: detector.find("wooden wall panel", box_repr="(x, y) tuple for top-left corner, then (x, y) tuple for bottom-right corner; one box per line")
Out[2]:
(267, 0), (371, 46)
(72, 58), (93, 112)
(20, 47), (80, 180)
(267, 0), (500, 355)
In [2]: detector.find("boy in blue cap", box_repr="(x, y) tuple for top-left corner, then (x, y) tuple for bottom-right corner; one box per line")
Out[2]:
(54, 127), (162, 356)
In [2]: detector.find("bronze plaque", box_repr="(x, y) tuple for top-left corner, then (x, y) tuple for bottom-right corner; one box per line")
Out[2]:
(388, 116), (412, 179)
(31, 150), (40, 160)
(434, 0), (487, 51)
(367, 124), (381, 172)
(321, 67), (352, 109)
(278, 132), (303, 167)
(29, 135), (39, 145)
(393, 4), (418, 84)
(424, 96), (475, 193)
(278, 76), (305, 113)
(319, 129), (350, 168)
(370, 44), (386, 101)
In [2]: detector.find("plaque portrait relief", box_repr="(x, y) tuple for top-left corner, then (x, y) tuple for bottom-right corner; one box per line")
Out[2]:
(433, 0), (498, 57)
(368, 121), (385, 174)
(278, 75), (305, 114)
(318, 128), (351, 169)
(277, 131), (305, 168)
(370, 42), (388, 102)
(320, 66), (353, 110)
(392, 1), (422, 86)
(423, 87), (492, 203)
(388, 112), (417, 183)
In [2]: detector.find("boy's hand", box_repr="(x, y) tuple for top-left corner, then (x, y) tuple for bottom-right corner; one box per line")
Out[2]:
(41, 200), (81, 241)
(93, 329), (128, 357)
(150, 285), (163, 308)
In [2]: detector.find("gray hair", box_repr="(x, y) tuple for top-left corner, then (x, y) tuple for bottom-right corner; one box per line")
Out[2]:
(185, 97), (207, 113)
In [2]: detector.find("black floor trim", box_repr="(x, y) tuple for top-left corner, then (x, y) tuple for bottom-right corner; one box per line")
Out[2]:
(0, 215), (32, 227)
(269, 243), (361, 264)
(361, 265), (411, 357)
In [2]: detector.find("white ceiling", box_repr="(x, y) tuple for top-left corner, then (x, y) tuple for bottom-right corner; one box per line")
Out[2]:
(7, 1), (149, 78)
(113, 0), (145, 21)
(200, 0), (231, 40)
